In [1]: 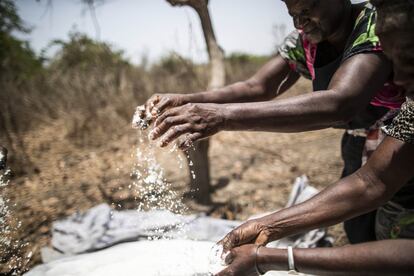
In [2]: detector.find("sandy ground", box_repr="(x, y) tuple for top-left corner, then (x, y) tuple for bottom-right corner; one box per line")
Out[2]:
(0, 80), (348, 275)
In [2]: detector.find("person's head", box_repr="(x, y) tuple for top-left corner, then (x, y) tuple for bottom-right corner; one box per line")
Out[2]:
(282, 0), (351, 44)
(372, 0), (414, 95)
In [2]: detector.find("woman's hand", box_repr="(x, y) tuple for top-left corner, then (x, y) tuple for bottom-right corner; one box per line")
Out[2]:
(133, 93), (189, 130)
(149, 103), (228, 149)
(218, 219), (272, 256)
(216, 244), (261, 276)
(145, 93), (189, 117)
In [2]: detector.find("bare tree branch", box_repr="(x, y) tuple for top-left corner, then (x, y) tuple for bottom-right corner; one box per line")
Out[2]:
(166, 0), (225, 204)
(166, 0), (209, 10)
(167, 0), (224, 89)
(83, 0), (101, 41)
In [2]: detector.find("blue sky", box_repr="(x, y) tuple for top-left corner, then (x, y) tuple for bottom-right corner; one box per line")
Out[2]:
(16, 0), (294, 64)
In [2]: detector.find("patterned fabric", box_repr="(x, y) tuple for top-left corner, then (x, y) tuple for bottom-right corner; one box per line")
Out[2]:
(278, 2), (405, 109)
(278, 30), (314, 80)
(360, 108), (401, 164)
(278, 31), (313, 80)
(382, 98), (414, 144)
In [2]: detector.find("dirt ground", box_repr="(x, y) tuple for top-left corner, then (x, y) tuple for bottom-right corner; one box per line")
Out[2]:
(0, 80), (349, 275)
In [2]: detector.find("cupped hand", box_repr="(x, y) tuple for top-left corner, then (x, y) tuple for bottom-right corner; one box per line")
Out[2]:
(215, 244), (261, 276)
(149, 103), (227, 149)
(145, 93), (188, 117)
(218, 219), (271, 257)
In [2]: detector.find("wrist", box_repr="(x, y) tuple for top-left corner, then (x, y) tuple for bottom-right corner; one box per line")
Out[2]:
(257, 247), (289, 273)
(183, 90), (210, 103)
(256, 214), (284, 242)
(180, 93), (193, 104)
(220, 103), (246, 131)
(220, 104), (232, 131)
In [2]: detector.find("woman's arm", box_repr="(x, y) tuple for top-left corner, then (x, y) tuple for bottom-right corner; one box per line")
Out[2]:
(259, 137), (414, 242)
(150, 52), (392, 147)
(220, 136), (414, 251)
(217, 240), (414, 276)
(185, 54), (296, 104)
(257, 239), (414, 276)
(222, 52), (392, 132)
(142, 54), (295, 117)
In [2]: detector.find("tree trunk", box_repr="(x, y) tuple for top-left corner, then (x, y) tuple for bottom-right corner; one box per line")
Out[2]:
(167, 0), (225, 204)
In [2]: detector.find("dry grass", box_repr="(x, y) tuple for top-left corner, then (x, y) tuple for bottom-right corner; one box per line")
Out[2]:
(0, 55), (348, 275)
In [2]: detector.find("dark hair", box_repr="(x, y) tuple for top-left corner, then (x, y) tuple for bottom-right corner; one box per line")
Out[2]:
(371, 0), (414, 12)
(371, 0), (414, 33)
(371, 0), (414, 8)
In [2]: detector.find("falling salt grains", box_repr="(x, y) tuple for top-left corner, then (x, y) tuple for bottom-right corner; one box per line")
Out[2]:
(185, 153), (196, 180)
(0, 168), (11, 188)
(1, 161), (30, 274)
(131, 107), (190, 214)
(1, 163), (12, 252)
(171, 145), (185, 169)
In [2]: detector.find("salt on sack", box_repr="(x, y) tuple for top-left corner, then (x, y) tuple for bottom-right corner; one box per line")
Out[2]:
(208, 244), (229, 275)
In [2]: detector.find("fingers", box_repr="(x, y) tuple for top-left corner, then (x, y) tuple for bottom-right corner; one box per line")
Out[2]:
(155, 97), (174, 115)
(215, 266), (234, 276)
(146, 94), (160, 116)
(148, 94), (177, 117)
(177, 132), (202, 150)
(136, 105), (146, 118)
(149, 111), (203, 148)
(219, 220), (265, 256)
(154, 108), (179, 127)
(215, 249), (238, 276)
(150, 109), (181, 140)
(224, 249), (235, 265)
(215, 250), (236, 276)
(220, 230), (242, 255)
(215, 268), (231, 276)
(158, 123), (192, 147)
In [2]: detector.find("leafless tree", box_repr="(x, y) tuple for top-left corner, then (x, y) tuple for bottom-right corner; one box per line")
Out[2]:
(82, 0), (105, 41)
(167, 0), (225, 205)
(36, 0), (103, 41)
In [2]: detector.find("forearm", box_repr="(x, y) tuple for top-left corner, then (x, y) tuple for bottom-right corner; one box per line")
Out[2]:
(258, 172), (383, 242)
(222, 90), (351, 133)
(184, 80), (270, 104)
(258, 138), (414, 241)
(259, 240), (414, 276)
(183, 55), (294, 104)
(218, 52), (392, 133)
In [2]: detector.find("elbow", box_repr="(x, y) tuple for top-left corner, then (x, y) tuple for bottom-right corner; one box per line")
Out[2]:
(332, 111), (355, 127)
(325, 90), (364, 126)
(243, 79), (270, 101)
(354, 168), (390, 208)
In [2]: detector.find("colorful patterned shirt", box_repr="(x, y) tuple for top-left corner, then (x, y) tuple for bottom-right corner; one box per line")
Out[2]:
(278, 2), (405, 110)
